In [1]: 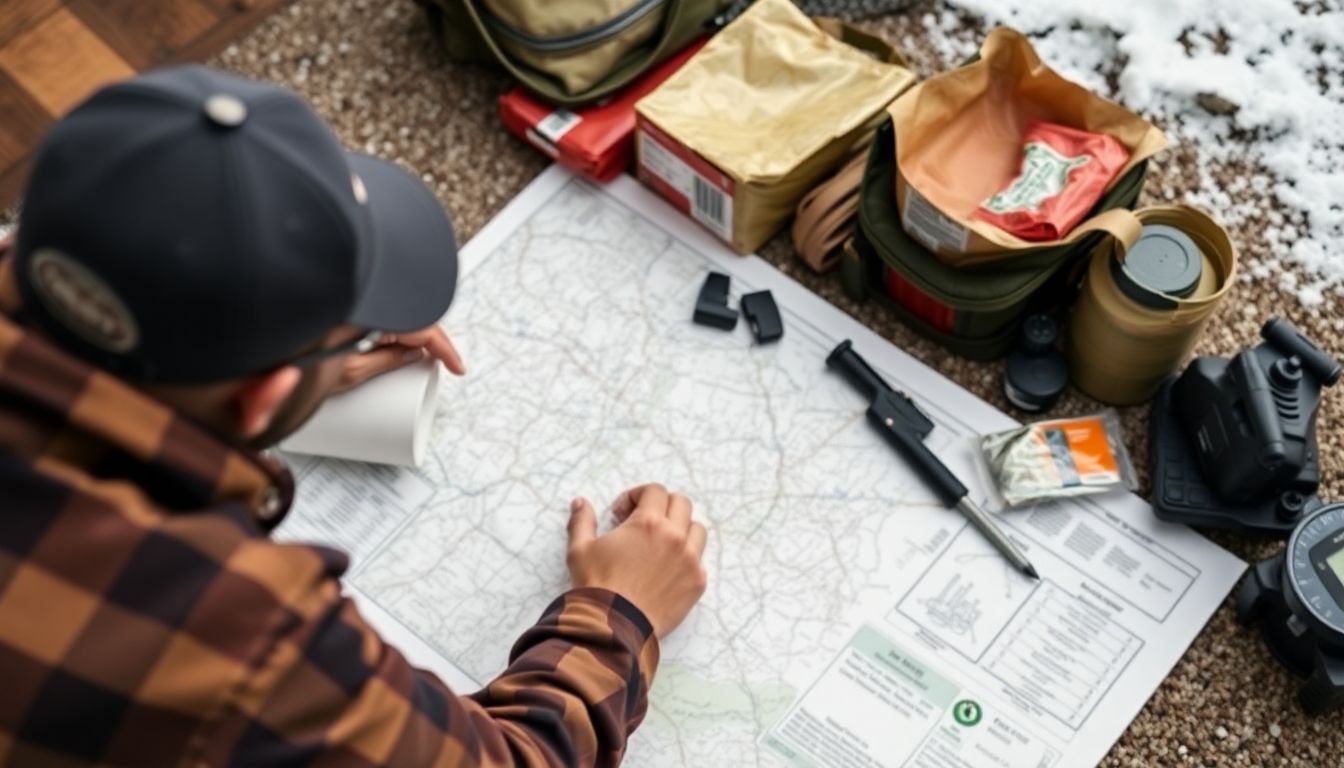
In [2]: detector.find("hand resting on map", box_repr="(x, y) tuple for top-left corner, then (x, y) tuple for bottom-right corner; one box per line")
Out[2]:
(568, 484), (709, 638)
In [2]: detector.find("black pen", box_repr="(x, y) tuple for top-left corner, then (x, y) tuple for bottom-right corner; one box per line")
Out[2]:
(827, 340), (1040, 580)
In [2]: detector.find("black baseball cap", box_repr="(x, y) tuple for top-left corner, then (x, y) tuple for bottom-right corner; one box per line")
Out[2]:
(14, 65), (458, 383)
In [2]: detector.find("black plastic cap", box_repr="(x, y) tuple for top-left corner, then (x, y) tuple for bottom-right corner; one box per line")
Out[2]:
(692, 271), (737, 330)
(1020, 314), (1060, 355)
(741, 290), (782, 344)
(1004, 349), (1069, 412)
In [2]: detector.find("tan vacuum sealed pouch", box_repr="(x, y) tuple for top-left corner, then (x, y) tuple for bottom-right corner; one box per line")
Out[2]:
(637, 0), (916, 253)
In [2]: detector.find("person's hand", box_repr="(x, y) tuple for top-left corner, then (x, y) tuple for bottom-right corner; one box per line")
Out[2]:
(334, 325), (466, 393)
(566, 484), (708, 638)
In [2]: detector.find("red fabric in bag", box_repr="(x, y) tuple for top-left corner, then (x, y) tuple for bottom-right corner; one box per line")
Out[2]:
(973, 122), (1130, 242)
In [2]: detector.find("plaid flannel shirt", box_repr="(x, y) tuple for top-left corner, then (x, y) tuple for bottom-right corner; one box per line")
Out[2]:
(0, 240), (659, 767)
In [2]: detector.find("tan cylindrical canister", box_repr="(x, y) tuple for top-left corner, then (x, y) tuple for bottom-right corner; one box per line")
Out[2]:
(1069, 205), (1237, 405)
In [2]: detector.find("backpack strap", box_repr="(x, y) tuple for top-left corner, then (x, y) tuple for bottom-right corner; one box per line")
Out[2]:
(792, 149), (869, 272)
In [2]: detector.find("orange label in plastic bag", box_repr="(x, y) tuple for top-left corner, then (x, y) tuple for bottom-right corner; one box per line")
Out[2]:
(1032, 417), (1121, 487)
(981, 410), (1136, 508)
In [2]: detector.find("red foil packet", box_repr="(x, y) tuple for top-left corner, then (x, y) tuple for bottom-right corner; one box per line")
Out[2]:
(974, 122), (1130, 241)
(499, 38), (707, 183)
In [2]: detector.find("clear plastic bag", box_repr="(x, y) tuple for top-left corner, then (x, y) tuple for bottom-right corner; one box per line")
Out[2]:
(979, 410), (1138, 509)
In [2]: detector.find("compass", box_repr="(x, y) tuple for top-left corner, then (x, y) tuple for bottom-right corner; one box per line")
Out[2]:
(1237, 502), (1344, 715)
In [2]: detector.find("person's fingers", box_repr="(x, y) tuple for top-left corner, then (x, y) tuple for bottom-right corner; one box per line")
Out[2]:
(384, 327), (466, 376)
(612, 483), (668, 522)
(338, 346), (426, 390)
(631, 483), (671, 522)
(425, 329), (467, 376)
(610, 486), (639, 522)
(687, 522), (707, 556)
(567, 497), (597, 550)
(667, 493), (693, 529)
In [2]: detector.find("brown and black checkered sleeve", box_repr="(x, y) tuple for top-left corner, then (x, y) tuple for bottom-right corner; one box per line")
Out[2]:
(0, 242), (660, 767)
(1, 469), (658, 766)
(195, 558), (661, 767)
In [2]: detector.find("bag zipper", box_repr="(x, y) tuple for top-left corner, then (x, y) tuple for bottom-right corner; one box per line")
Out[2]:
(481, 0), (669, 54)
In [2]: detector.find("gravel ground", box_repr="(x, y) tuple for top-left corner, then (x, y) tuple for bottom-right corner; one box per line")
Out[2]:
(5, 0), (1342, 763)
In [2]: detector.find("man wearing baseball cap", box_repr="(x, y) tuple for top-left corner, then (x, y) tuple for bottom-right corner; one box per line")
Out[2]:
(0, 66), (707, 766)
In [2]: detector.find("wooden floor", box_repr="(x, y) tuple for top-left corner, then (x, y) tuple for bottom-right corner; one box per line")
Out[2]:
(0, 0), (290, 208)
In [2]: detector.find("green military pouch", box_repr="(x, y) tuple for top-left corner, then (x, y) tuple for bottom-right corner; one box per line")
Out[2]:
(415, 0), (731, 107)
(841, 119), (1147, 360)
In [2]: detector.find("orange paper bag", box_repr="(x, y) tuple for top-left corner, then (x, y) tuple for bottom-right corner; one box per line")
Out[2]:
(890, 27), (1168, 267)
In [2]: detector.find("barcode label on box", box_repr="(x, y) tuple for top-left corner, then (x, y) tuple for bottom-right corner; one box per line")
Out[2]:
(903, 187), (969, 255)
(691, 176), (730, 239)
(536, 110), (582, 144)
(636, 120), (734, 244)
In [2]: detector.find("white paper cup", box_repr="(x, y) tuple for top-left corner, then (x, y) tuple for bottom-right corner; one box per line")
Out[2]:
(282, 359), (442, 467)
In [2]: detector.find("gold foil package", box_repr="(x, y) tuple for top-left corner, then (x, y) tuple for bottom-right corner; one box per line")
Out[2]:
(635, 0), (916, 253)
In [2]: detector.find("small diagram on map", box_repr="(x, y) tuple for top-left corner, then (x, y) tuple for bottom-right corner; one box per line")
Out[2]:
(919, 573), (984, 642)
(896, 524), (1039, 660)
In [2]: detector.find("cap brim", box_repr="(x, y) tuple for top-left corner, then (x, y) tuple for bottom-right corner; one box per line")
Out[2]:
(345, 153), (457, 333)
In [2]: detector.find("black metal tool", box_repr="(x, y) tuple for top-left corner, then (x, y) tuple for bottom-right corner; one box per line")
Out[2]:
(827, 340), (1039, 580)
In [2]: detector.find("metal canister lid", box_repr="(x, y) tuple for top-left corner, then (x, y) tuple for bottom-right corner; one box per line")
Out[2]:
(1111, 224), (1204, 310)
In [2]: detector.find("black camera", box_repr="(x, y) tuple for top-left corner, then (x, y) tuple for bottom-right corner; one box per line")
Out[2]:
(1151, 318), (1341, 535)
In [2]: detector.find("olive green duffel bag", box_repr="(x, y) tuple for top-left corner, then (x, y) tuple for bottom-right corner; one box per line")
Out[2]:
(840, 119), (1148, 361)
(416, 0), (732, 107)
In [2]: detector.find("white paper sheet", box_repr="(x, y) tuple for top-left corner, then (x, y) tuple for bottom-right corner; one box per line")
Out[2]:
(276, 166), (1246, 767)
(282, 359), (440, 467)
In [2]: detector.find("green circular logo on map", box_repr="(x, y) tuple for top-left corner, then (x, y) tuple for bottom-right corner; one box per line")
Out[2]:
(953, 699), (983, 727)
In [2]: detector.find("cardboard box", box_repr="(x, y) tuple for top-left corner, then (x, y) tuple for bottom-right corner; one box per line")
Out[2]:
(499, 38), (706, 183)
(634, 0), (915, 254)
(635, 116), (738, 244)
